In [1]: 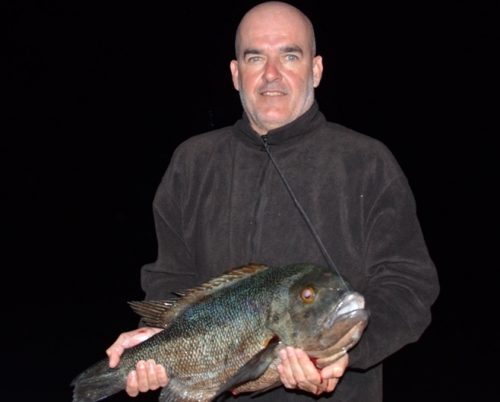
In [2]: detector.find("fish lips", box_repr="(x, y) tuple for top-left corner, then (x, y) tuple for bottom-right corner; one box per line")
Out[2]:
(326, 291), (367, 328)
(305, 291), (369, 366)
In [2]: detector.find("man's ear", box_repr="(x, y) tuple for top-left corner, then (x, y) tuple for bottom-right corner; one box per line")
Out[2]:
(230, 60), (240, 91)
(312, 55), (323, 88)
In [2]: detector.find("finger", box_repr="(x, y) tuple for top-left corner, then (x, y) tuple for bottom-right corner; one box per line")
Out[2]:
(293, 348), (322, 385)
(316, 378), (338, 395)
(146, 360), (160, 390)
(107, 329), (157, 368)
(126, 370), (139, 397)
(308, 377), (337, 396)
(286, 348), (319, 394)
(278, 348), (296, 388)
(322, 377), (339, 393)
(135, 361), (150, 393)
(155, 364), (169, 387)
(106, 332), (132, 367)
(106, 346), (123, 368)
(286, 347), (306, 381)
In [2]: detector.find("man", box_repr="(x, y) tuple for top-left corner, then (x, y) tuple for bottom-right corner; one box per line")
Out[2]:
(106, 2), (439, 401)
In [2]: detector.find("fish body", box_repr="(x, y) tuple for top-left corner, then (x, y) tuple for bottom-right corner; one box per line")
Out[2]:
(71, 263), (369, 402)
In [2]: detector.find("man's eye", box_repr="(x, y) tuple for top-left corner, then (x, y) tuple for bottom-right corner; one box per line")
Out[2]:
(284, 54), (299, 61)
(247, 56), (263, 63)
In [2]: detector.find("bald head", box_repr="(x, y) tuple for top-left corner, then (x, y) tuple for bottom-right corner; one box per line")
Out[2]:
(235, 1), (316, 59)
(229, 1), (323, 134)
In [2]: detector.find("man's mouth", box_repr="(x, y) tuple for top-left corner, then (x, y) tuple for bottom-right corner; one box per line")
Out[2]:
(260, 87), (287, 96)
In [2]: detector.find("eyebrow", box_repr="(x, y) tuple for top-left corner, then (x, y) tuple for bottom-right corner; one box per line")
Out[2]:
(242, 45), (304, 58)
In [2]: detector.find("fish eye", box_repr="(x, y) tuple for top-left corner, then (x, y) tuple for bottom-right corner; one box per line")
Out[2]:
(300, 287), (316, 304)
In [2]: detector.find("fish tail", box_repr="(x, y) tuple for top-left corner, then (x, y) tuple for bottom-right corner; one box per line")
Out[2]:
(71, 358), (126, 402)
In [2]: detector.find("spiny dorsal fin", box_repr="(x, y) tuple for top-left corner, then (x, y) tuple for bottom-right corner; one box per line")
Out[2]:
(186, 262), (268, 295)
(128, 300), (176, 328)
(129, 263), (268, 328)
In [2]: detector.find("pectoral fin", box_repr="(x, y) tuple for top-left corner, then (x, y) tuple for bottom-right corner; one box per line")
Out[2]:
(214, 336), (280, 398)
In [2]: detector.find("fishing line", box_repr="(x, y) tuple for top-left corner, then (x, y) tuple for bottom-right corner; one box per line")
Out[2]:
(261, 135), (349, 290)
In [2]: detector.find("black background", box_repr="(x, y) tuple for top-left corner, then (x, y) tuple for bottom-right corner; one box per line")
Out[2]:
(4, 1), (497, 401)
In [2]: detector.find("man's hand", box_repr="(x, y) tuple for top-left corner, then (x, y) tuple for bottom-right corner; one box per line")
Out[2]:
(277, 347), (349, 395)
(106, 327), (169, 397)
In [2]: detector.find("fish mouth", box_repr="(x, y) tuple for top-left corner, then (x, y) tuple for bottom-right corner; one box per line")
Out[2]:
(326, 291), (366, 328)
(306, 291), (369, 366)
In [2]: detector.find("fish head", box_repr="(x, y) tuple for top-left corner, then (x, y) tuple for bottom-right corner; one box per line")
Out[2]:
(270, 264), (369, 363)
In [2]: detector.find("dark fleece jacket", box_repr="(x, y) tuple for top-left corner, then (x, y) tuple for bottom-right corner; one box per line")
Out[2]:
(141, 102), (439, 401)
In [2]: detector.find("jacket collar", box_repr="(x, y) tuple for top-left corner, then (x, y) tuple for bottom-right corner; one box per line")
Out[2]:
(234, 101), (326, 148)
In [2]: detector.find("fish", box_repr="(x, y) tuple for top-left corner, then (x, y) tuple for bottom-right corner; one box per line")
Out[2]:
(71, 262), (369, 402)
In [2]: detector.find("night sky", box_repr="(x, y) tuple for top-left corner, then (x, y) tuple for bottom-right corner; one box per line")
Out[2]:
(5, 1), (496, 401)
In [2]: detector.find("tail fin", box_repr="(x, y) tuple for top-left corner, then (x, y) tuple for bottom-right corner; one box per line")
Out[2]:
(71, 358), (126, 402)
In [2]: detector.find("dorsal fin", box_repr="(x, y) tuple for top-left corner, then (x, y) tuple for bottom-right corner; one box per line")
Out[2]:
(129, 263), (268, 328)
(128, 300), (176, 328)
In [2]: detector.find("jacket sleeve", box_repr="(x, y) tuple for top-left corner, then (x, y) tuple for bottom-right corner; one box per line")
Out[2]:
(140, 150), (197, 302)
(348, 171), (440, 370)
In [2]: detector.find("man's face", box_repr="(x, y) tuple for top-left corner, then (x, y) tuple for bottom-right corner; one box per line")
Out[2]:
(230, 7), (323, 135)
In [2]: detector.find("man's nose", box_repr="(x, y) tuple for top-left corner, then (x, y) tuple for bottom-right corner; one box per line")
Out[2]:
(264, 60), (282, 82)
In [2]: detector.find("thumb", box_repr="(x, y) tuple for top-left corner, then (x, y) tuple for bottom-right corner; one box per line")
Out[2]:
(321, 354), (349, 379)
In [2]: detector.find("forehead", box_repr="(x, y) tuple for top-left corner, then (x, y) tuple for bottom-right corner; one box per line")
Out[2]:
(238, 8), (312, 53)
